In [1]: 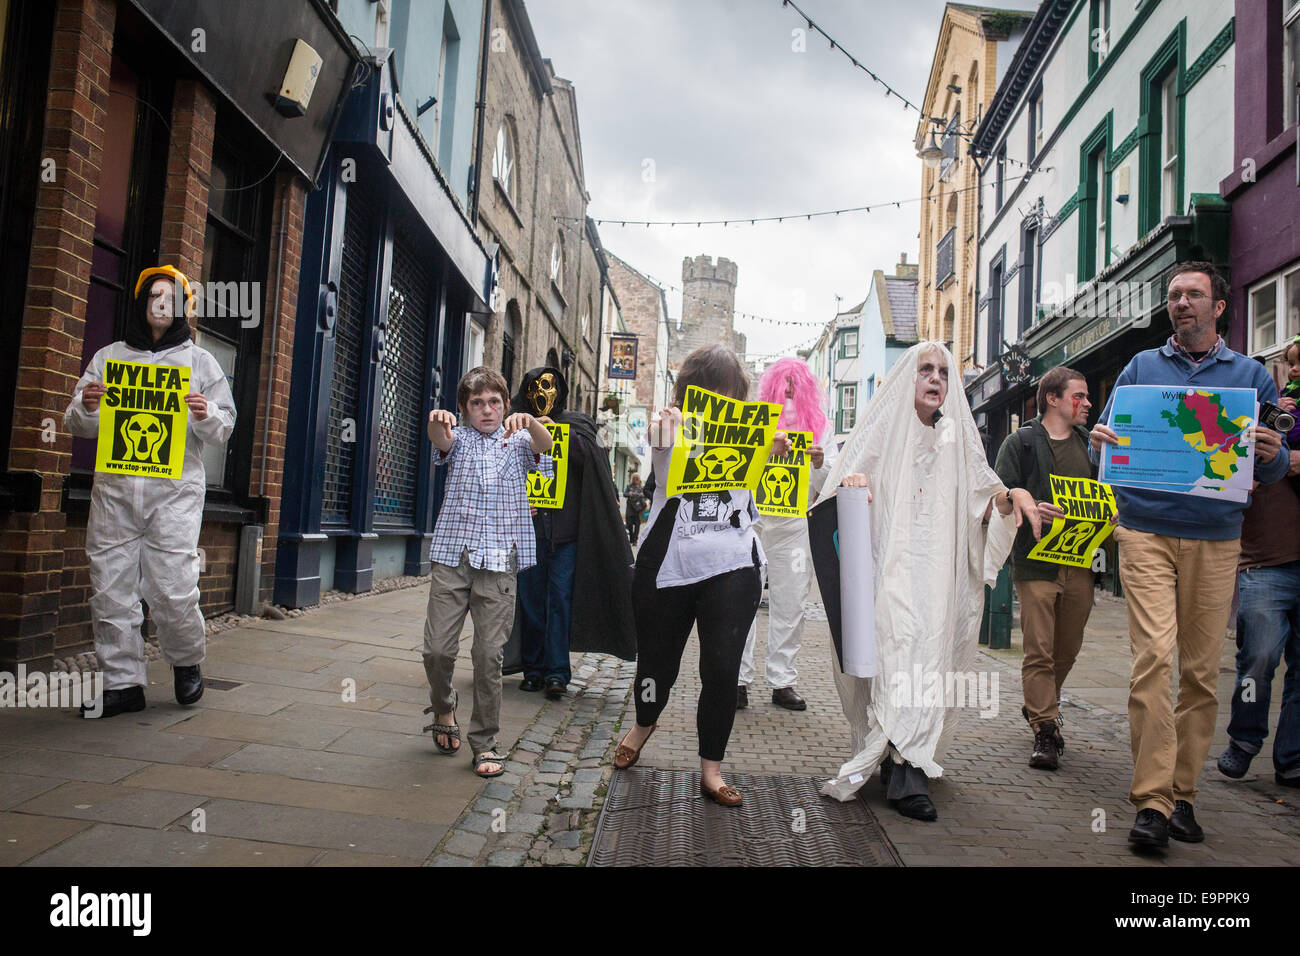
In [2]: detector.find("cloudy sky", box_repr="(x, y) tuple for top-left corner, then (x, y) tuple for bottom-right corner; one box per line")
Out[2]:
(528, 0), (1034, 361)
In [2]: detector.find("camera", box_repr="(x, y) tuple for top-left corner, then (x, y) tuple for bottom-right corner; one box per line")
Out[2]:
(1259, 401), (1296, 434)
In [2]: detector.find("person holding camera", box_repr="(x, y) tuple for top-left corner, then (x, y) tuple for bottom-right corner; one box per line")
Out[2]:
(1090, 262), (1290, 849)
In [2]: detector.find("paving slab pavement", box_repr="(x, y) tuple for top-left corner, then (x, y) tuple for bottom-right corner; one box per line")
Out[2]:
(3, 577), (1295, 866)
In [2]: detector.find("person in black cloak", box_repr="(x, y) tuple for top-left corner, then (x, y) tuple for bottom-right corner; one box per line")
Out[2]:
(504, 366), (637, 696)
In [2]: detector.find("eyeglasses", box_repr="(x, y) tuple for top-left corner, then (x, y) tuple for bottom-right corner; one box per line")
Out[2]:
(1166, 290), (1211, 305)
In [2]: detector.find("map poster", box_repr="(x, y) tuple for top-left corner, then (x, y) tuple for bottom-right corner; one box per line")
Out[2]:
(1027, 474), (1117, 568)
(755, 429), (812, 518)
(1099, 385), (1257, 499)
(527, 422), (568, 509)
(665, 385), (781, 495)
(94, 359), (189, 479)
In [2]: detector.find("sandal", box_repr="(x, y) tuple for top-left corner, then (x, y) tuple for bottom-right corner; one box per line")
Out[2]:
(613, 723), (657, 770)
(423, 691), (460, 754)
(473, 750), (507, 778)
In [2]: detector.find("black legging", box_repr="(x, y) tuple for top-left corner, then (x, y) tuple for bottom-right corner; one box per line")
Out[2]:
(626, 513), (640, 544)
(632, 562), (761, 761)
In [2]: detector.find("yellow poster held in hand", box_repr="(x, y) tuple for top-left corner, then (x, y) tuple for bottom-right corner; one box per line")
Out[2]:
(666, 385), (781, 495)
(94, 359), (189, 479)
(527, 421), (568, 509)
(1027, 475), (1118, 568)
(755, 429), (812, 517)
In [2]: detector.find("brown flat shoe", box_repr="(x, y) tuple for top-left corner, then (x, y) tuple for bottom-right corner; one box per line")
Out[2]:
(700, 780), (742, 807)
(613, 723), (657, 770)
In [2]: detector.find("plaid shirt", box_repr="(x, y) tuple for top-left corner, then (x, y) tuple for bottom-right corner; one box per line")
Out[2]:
(429, 424), (549, 572)
(1168, 334), (1224, 366)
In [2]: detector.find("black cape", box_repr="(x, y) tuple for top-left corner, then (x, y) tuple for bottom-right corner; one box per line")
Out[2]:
(502, 368), (637, 671)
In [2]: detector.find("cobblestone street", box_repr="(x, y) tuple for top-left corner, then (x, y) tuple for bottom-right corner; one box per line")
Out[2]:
(1, 579), (1296, 866)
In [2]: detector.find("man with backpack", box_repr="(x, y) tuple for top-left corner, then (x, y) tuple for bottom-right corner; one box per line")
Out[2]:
(624, 473), (646, 545)
(995, 367), (1099, 771)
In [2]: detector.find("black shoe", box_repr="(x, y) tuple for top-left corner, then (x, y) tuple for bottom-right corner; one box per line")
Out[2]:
(1276, 773), (1300, 788)
(892, 794), (938, 821)
(1217, 741), (1253, 779)
(81, 685), (146, 719)
(174, 665), (204, 706)
(1029, 723), (1059, 771)
(519, 676), (542, 692)
(1128, 808), (1169, 848)
(736, 685), (748, 710)
(772, 687), (807, 711)
(543, 677), (566, 700)
(1169, 800), (1204, 843)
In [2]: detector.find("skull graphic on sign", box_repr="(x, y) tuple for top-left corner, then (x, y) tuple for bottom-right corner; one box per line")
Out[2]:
(761, 466), (796, 506)
(119, 413), (169, 464)
(694, 446), (748, 482)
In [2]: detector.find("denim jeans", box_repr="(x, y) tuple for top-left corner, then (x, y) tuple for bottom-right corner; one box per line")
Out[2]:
(1227, 560), (1300, 778)
(517, 540), (576, 684)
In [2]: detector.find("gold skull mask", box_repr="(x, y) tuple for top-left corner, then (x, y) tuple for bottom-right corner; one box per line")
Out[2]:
(527, 372), (559, 416)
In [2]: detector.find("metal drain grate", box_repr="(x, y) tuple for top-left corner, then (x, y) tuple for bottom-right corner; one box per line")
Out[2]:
(588, 769), (903, 867)
(201, 678), (242, 691)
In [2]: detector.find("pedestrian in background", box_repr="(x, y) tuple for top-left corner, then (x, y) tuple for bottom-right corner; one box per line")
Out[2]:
(994, 366), (1100, 771)
(1217, 376), (1300, 788)
(1090, 262), (1289, 848)
(612, 344), (790, 808)
(624, 473), (645, 545)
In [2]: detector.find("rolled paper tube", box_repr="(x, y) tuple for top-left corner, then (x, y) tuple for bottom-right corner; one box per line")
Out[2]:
(837, 485), (877, 678)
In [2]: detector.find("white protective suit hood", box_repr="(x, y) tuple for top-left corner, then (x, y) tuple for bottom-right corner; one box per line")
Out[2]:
(821, 341), (1015, 800)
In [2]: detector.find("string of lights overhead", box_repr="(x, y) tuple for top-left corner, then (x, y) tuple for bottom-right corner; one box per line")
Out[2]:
(554, 168), (1051, 231)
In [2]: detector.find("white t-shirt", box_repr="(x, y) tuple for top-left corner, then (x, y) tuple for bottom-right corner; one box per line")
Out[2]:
(646, 445), (766, 588)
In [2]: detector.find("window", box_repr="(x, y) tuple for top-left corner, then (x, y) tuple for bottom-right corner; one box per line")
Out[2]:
(987, 254), (1004, 364)
(582, 295), (592, 342)
(995, 144), (1006, 208)
(492, 119), (516, 203)
(838, 385), (857, 432)
(1028, 88), (1044, 160)
(1249, 265), (1300, 354)
(1285, 1), (1300, 128)
(465, 319), (485, 369)
(940, 109), (960, 182)
(1160, 72), (1178, 219)
(433, 7), (460, 169)
(1018, 221), (1038, 336)
(1090, 0), (1111, 74)
(550, 234), (564, 292)
(839, 327), (859, 359)
(1095, 152), (1108, 273)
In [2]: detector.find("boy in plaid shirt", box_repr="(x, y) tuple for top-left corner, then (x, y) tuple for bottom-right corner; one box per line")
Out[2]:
(422, 367), (552, 777)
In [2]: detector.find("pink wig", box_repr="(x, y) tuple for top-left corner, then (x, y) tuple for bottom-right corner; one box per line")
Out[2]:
(759, 357), (828, 439)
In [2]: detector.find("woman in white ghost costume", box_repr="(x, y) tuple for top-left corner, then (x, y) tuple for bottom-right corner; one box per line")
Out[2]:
(65, 266), (236, 718)
(821, 342), (1038, 821)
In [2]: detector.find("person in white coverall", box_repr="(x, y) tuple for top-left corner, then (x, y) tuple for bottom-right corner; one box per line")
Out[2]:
(738, 358), (837, 712)
(65, 266), (236, 718)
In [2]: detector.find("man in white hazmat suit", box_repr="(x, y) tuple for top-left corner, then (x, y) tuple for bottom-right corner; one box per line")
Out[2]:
(822, 342), (1039, 820)
(738, 357), (837, 712)
(65, 266), (236, 718)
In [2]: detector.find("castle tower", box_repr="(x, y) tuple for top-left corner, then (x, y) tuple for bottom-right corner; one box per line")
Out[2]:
(676, 254), (746, 365)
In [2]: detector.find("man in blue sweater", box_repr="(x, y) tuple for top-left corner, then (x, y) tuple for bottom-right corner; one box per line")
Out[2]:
(1090, 262), (1288, 850)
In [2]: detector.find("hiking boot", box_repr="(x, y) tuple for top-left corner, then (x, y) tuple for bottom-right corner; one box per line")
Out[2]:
(1029, 722), (1059, 770)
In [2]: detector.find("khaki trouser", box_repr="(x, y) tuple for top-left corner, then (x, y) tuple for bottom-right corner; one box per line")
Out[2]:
(422, 553), (518, 756)
(1016, 565), (1095, 725)
(1115, 527), (1240, 817)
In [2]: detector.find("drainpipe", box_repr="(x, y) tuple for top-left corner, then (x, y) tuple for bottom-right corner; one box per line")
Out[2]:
(469, 0), (492, 225)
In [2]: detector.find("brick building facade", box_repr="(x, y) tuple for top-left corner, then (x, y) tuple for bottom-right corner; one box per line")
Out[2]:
(0, 0), (356, 671)
(474, 0), (606, 411)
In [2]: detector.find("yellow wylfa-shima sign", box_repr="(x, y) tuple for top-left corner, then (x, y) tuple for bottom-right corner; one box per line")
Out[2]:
(527, 421), (568, 509)
(666, 386), (781, 495)
(755, 429), (812, 517)
(95, 360), (189, 479)
(1027, 474), (1117, 568)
